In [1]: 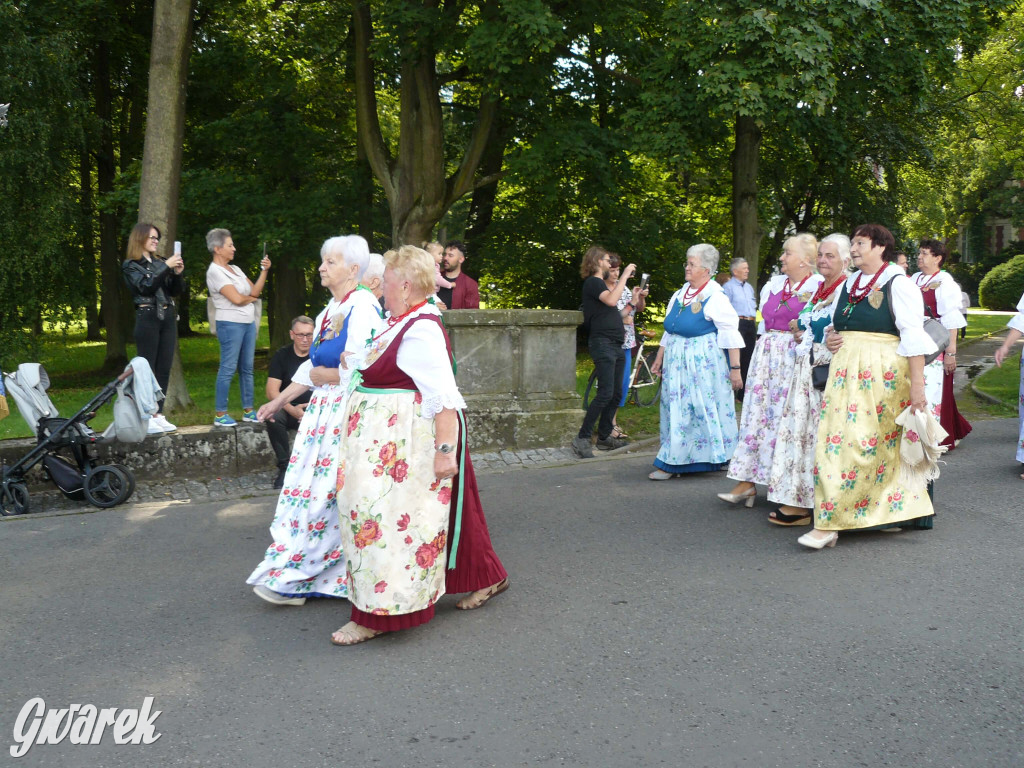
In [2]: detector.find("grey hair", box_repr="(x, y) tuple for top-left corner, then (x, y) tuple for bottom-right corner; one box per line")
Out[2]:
(321, 235), (371, 281)
(729, 257), (747, 272)
(687, 243), (720, 275)
(205, 228), (232, 253)
(362, 252), (385, 284)
(821, 233), (852, 266)
(290, 315), (314, 329)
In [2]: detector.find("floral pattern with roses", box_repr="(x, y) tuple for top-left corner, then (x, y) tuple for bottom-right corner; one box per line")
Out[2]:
(246, 380), (354, 598)
(728, 333), (800, 485)
(338, 387), (453, 617)
(812, 332), (933, 530)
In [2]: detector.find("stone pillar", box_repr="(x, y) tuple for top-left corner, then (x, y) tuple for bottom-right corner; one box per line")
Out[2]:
(442, 309), (583, 452)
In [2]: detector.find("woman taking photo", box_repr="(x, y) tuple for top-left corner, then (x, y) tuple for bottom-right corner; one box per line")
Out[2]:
(719, 234), (822, 506)
(799, 224), (937, 549)
(248, 235), (383, 605)
(205, 228), (270, 427)
(765, 234), (850, 525)
(122, 222), (185, 434)
(912, 239), (970, 448)
(606, 253), (646, 439)
(648, 243), (744, 479)
(330, 245), (508, 646)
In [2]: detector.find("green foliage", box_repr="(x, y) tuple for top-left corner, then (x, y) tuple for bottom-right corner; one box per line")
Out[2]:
(979, 253), (1024, 310)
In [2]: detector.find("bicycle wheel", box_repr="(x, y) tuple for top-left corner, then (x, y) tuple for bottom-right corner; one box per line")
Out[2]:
(583, 369), (599, 409)
(83, 465), (132, 509)
(1, 480), (30, 516)
(631, 348), (662, 407)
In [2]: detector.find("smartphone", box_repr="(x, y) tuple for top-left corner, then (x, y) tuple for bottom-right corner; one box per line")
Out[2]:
(639, 273), (650, 292)
(173, 240), (182, 256)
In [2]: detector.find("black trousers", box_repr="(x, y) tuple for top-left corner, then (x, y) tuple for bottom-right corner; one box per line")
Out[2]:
(133, 306), (177, 412)
(579, 336), (625, 441)
(266, 411), (301, 467)
(736, 318), (757, 400)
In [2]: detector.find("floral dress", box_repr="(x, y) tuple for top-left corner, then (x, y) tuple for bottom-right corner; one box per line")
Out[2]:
(766, 280), (843, 509)
(246, 288), (383, 598)
(653, 281), (744, 473)
(727, 273), (823, 485)
(339, 304), (506, 632)
(813, 266), (937, 531)
(1009, 292), (1024, 464)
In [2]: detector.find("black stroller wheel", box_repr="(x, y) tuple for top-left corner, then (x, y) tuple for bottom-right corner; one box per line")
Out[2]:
(1, 481), (30, 516)
(83, 465), (132, 509)
(107, 464), (136, 502)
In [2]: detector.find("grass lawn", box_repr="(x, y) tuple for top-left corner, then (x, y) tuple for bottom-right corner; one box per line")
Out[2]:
(1, 320), (272, 440)
(961, 310), (1015, 343)
(973, 350), (1022, 412)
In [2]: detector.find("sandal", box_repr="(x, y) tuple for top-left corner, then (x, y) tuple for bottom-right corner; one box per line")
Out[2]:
(768, 508), (812, 527)
(611, 426), (629, 439)
(455, 577), (510, 610)
(330, 621), (384, 646)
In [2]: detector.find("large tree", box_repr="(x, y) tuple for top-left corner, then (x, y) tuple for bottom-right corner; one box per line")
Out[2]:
(137, 0), (195, 410)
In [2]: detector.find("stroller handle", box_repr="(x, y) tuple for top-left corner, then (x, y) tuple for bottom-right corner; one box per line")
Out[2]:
(118, 366), (134, 384)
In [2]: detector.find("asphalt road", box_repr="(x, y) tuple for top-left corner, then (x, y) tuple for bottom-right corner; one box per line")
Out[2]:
(1, 418), (1022, 768)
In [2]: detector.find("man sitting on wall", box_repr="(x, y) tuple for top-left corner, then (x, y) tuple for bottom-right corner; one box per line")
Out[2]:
(265, 316), (314, 489)
(436, 240), (480, 309)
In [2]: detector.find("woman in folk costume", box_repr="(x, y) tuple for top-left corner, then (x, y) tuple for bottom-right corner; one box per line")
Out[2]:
(798, 224), (938, 550)
(647, 243), (744, 480)
(912, 239), (970, 448)
(331, 245), (508, 646)
(765, 234), (851, 526)
(247, 235), (384, 604)
(719, 233), (823, 507)
(993, 290), (1024, 478)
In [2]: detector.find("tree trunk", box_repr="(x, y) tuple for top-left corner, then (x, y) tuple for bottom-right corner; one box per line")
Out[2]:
(95, 42), (131, 371)
(270, 261), (308, 350)
(466, 110), (508, 249)
(732, 114), (764, 291)
(137, 0), (194, 411)
(79, 144), (101, 341)
(352, 0), (501, 247)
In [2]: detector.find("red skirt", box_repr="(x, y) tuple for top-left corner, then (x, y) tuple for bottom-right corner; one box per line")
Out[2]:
(940, 368), (972, 449)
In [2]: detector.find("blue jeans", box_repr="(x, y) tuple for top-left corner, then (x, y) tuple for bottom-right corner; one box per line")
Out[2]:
(619, 346), (632, 407)
(215, 320), (257, 412)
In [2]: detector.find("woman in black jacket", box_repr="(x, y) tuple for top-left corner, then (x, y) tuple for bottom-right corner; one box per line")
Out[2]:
(122, 222), (185, 433)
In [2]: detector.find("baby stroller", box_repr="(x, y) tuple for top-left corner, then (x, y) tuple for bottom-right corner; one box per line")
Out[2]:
(1, 363), (140, 515)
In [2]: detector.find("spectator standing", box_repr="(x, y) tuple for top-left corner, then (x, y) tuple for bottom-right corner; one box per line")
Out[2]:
(205, 228), (270, 426)
(265, 316), (315, 489)
(721, 257), (757, 399)
(122, 222), (185, 434)
(437, 240), (480, 309)
(572, 246), (635, 458)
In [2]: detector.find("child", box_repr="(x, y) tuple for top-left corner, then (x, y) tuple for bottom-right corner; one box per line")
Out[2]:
(424, 241), (453, 292)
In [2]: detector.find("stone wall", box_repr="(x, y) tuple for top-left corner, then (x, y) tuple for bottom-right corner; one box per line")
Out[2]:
(443, 309), (583, 451)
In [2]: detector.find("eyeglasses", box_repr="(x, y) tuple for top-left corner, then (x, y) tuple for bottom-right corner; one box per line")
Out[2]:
(148, 235), (160, 242)
(292, 332), (314, 339)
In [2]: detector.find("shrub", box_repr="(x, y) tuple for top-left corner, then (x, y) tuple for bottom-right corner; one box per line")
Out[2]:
(978, 253), (1024, 310)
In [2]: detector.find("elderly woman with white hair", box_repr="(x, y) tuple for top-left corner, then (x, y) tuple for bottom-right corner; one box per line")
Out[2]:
(719, 233), (823, 506)
(648, 244), (745, 479)
(765, 234), (851, 525)
(246, 235), (384, 605)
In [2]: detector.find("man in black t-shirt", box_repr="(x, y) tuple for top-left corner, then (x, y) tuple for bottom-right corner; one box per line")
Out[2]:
(573, 246), (637, 459)
(265, 316), (315, 488)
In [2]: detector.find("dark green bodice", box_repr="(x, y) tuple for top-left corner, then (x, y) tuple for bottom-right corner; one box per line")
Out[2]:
(833, 279), (898, 336)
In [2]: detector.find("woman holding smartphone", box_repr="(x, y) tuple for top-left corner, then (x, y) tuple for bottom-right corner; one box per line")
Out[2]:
(122, 222), (185, 433)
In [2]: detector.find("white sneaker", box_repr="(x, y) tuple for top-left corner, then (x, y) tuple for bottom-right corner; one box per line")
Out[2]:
(146, 419), (165, 435)
(154, 414), (177, 432)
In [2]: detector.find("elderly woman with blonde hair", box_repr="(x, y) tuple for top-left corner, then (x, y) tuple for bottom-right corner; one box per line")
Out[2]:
(330, 245), (508, 646)
(765, 233), (851, 525)
(719, 233), (823, 506)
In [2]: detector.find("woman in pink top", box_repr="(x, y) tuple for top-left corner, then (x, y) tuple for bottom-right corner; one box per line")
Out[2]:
(718, 234), (823, 507)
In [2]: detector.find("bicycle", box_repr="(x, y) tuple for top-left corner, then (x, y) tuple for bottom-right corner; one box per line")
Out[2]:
(583, 328), (662, 409)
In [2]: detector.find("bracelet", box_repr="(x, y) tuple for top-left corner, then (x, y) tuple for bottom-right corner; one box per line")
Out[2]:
(946, 352), (955, 356)
(730, 365), (741, 370)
